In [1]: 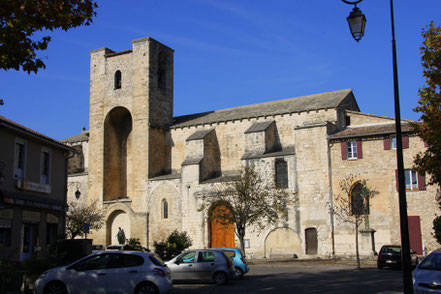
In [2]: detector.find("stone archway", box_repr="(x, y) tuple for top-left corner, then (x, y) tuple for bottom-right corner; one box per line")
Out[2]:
(107, 210), (131, 246)
(103, 107), (133, 201)
(210, 204), (235, 248)
(265, 227), (301, 258)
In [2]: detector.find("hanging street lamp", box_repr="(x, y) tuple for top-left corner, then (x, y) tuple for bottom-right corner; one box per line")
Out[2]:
(340, 0), (413, 293)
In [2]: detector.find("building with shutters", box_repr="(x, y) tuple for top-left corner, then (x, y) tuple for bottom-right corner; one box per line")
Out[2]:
(63, 37), (439, 258)
(0, 116), (72, 262)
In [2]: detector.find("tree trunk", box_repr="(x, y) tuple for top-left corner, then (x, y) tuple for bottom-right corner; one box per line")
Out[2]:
(355, 221), (360, 269)
(239, 234), (246, 258)
(236, 225), (246, 258)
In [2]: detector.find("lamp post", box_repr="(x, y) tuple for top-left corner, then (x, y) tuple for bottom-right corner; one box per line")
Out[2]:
(341, 1), (413, 293)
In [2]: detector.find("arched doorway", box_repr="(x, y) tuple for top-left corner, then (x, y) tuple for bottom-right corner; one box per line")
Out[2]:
(103, 107), (132, 201)
(210, 204), (235, 248)
(108, 210), (131, 246)
(305, 227), (318, 255)
(265, 227), (301, 258)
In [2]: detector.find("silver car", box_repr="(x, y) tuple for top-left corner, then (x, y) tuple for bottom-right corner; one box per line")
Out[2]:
(165, 249), (235, 285)
(413, 248), (441, 293)
(34, 251), (172, 294)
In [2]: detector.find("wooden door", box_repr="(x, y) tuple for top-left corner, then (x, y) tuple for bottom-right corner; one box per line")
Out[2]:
(408, 216), (423, 255)
(210, 205), (235, 248)
(305, 228), (318, 255)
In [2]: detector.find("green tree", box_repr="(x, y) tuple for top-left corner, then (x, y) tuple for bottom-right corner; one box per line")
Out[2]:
(153, 230), (192, 261)
(66, 200), (104, 239)
(433, 215), (441, 245)
(201, 166), (292, 257)
(124, 238), (148, 251)
(330, 175), (378, 269)
(1, 0), (98, 73)
(413, 21), (441, 187)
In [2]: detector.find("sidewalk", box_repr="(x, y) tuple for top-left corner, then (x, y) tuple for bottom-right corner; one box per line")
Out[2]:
(248, 256), (378, 267)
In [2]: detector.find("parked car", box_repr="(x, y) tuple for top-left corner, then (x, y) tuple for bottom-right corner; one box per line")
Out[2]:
(377, 245), (418, 269)
(106, 244), (125, 251)
(92, 244), (104, 253)
(413, 248), (441, 293)
(165, 249), (235, 285)
(212, 247), (249, 279)
(34, 251), (172, 294)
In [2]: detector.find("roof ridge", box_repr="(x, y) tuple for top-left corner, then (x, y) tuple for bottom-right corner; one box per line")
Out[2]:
(0, 115), (72, 150)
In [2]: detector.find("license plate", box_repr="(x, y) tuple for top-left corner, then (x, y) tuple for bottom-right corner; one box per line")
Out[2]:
(386, 260), (397, 264)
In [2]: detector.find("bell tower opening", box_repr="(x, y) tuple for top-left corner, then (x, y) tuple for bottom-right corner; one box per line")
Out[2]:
(104, 107), (132, 201)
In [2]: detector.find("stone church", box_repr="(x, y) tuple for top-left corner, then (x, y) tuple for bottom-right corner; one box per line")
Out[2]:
(63, 37), (440, 259)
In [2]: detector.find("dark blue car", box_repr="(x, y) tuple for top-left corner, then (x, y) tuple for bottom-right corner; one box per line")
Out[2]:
(213, 248), (249, 279)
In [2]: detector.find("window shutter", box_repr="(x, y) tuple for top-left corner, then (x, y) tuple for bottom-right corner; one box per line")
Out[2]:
(384, 137), (390, 150)
(356, 140), (363, 159)
(418, 173), (426, 191)
(341, 142), (347, 160)
(402, 134), (409, 149)
(395, 169), (398, 191)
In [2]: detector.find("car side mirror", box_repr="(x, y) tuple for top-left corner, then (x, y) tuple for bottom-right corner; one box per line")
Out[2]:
(175, 259), (182, 265)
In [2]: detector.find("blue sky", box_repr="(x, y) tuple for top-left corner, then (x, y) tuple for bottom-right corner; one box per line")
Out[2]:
(1, 0), (440, 140)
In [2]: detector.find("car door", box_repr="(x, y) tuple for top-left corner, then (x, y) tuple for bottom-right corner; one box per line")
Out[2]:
(64, 254), (112, 294)
(194, 251), (217, 280)
(104, 253), (146, 293)
(169, 251), (196, 280)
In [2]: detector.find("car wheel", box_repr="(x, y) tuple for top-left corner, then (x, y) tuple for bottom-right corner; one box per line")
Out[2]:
(213, 271), (228, 285)
(43, 281), (67, 294)
(135, 282), (158, 294)
(234, 267), (244, 279)
(377, 263), (383, 270)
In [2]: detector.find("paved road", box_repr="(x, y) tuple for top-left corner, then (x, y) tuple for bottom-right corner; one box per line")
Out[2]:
(171, 262), (404, 293)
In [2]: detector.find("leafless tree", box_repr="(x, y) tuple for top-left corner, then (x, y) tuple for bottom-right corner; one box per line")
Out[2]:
(330, 174), (378, 269)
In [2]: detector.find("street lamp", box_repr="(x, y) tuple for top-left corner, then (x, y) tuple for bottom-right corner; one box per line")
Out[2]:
(340, 0), (413, 293)
(342, 0), (366, 42)
(68, 182), (82, 199)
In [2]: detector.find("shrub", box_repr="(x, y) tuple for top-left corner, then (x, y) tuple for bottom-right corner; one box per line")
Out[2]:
(433, 215), (441, 244)
(153, 230), (192, 261)
(124, 238), (149, 251)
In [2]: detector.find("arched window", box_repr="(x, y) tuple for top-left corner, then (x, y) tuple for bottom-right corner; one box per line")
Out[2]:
(351, 182), (369, 215)
(162, 199), (168, 219)
(275, 159), (288, 189)
(114, 70), (122, 89)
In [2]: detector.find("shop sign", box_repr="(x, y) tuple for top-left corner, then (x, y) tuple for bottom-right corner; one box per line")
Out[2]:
(0, 219), (11, 228)
(0, 209), (13, 219)
(16, 179), (51, 194)
(22, 210), (40, 222)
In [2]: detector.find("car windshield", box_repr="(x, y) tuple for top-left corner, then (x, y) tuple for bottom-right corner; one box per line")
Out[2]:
(381, 246), (401, 254)
(419, 253), (441, 271)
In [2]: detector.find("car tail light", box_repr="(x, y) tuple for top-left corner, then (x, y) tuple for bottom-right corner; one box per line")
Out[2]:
(152, 268), (166, 277)
(378, 253), (382, 259)
(240, 257), (247, 264)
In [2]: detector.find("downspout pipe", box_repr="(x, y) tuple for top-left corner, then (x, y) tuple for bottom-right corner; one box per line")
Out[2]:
(327, 131), (336, 257)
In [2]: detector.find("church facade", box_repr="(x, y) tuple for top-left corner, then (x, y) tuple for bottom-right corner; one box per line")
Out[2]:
(63, 37), (439, 258)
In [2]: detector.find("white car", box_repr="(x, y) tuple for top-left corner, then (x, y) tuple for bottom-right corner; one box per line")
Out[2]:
(34, 251), (172, 294)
